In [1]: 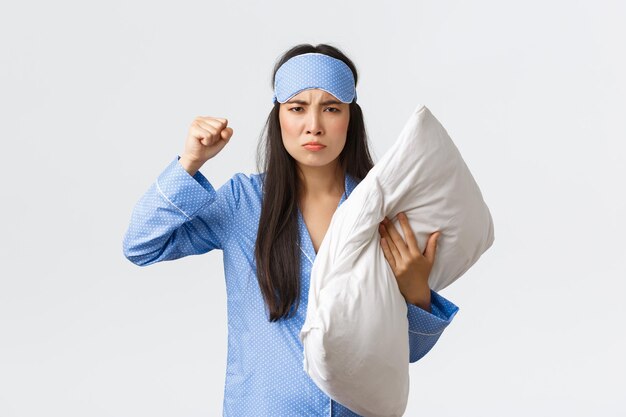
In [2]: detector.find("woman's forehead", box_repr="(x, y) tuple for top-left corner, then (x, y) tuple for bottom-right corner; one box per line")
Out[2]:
(291, 88), (337, 101)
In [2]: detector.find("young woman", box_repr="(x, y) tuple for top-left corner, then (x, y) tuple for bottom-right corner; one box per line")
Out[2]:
(122, 43), (459, 416)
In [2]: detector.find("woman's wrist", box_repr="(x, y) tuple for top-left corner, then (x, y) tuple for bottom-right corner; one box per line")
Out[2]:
(179, 155), (202, 176)
(407, 287), (432, 313)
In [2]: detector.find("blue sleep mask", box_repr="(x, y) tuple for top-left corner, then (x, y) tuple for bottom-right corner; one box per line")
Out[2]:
(272, 52), (357, 104)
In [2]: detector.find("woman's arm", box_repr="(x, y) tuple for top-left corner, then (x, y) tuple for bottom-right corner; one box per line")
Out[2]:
(406, 291), (459, 363)
(122, 155), (239, 266)
(378, 211), (460, 362)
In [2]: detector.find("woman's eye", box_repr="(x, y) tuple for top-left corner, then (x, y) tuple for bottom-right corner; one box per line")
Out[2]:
(288, 107), (340, 113)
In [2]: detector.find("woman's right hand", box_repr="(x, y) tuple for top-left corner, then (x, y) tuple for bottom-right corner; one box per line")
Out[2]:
(179, 116), (234, 175)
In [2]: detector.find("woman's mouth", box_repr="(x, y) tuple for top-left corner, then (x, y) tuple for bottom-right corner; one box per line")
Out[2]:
(303, 143), (326, 151)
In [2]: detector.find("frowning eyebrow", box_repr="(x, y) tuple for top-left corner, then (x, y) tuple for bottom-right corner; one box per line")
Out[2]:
(286, 99), (344, 105)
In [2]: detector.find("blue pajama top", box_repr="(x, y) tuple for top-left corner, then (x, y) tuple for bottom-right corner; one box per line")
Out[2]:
(122, 155), (460, 416)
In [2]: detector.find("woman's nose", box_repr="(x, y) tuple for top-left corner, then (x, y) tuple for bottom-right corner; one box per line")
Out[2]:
(306, 112), (323, 135)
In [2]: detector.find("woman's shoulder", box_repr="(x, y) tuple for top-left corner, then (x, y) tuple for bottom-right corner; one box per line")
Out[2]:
(219, 171), (265, 208)
(227, 171), (264, 190)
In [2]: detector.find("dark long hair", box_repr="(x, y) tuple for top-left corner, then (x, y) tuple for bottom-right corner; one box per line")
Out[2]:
(254, 43), (374, 322)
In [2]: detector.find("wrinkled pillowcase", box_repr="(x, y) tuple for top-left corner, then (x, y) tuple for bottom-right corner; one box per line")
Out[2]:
(299, 104), (495, 417)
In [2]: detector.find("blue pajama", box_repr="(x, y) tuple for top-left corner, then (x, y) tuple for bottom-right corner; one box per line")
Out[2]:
(122, 155), (459, 416)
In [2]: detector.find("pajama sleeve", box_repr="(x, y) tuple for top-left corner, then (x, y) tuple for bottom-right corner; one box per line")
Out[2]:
(122, 155), (243, 266)
(406, 289), (459, 363)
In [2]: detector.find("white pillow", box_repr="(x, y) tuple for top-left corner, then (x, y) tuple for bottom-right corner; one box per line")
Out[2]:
(299, 104), (495, 417)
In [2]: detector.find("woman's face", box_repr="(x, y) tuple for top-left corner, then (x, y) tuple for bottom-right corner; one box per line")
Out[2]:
(279, 88), (350, 169)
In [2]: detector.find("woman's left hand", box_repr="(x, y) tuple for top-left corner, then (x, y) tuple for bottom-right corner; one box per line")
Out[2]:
(378, 212), (441, 311)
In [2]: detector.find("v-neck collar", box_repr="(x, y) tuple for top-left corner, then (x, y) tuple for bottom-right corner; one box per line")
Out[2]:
(297, 172), (360, 266)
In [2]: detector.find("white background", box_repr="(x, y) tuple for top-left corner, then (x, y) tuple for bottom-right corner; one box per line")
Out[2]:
(1, 1), (624, 416)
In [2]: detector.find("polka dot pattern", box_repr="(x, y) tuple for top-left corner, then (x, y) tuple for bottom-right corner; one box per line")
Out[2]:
(122, 154), (460, 416)
(273, 52), (357, 104)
